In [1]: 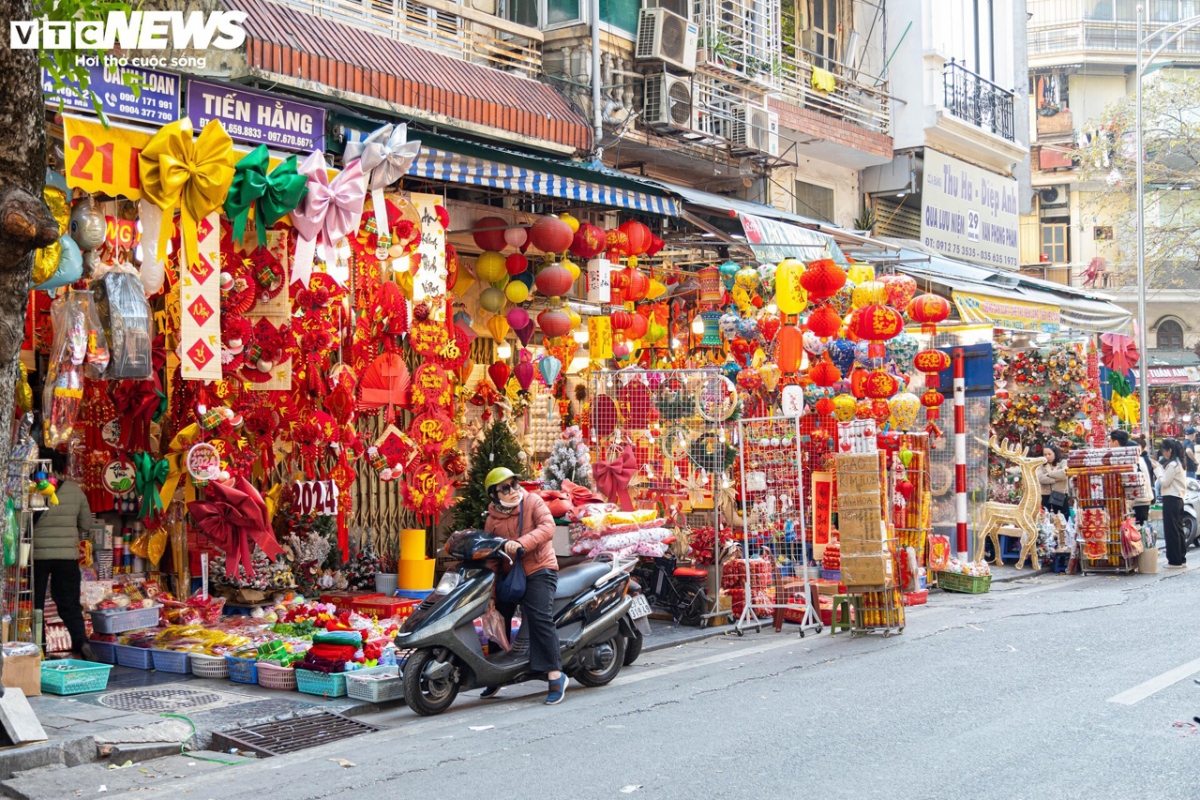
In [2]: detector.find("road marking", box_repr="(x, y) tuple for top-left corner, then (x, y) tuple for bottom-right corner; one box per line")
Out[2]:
(1107, 656), (1200, 705)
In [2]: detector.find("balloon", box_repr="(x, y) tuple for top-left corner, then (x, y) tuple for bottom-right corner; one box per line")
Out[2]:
(473, 216), (508, 251)
(488, 362), (510, 390)
(37, 235), (82, 290)
(803, 329), (827, 356)
(538, 355), (562, 386)
(505, 253), (529, 275)
(479, 286), (504, 313)
(558, 213), (580, 233)
(504, 280), (529, 303)
(776, 325), (804, 373)
(775, 259), (807, 315)
(889, 392), (921, 430)
(506, 307), (530, 330)
(475, 251), (507, 283)
(833, 393), (857, 422)
(504, 227), (527, 249)
(487, 316), (510, 344)
(515, 319), (535, 347)
(514, 358), (535, 391)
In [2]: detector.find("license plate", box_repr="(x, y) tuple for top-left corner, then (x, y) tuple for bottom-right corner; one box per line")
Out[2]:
(629, 594), (651, 620)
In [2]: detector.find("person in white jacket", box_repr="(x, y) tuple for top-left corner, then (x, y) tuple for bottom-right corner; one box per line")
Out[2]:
(1158, 438), (1189, 568)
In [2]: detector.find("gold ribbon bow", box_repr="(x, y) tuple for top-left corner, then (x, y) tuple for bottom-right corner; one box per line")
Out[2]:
(1111, 394), (1140, 425)
(160, 423), (203, 509)
(139, 118), (236, 267)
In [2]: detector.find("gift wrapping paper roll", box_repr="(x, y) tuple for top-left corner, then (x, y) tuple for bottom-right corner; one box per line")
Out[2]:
(400, 528), (427, 560)
(399, 557), (436, 591)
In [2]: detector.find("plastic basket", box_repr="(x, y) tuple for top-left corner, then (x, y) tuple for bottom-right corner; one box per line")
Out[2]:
(295, 669), (347, 698)
(225, 654), (259, 685)
(41, 660), (113, 695)
(344, 666), (403, 703)
(396, 589), (432, 601)
(114, 644), (154, 670)
(350, 596), (419, 620)
(189, 653), (229, 679)
(818, 569), (841, 581)
(255, 661), (297, 691)
(87, 640), (116, 664)
(935, 571), (992, 594)
(89, 605), (161, 634)
(150, 648), (191, 674)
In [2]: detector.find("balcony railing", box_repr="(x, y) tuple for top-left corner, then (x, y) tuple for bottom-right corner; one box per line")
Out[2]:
(776, 50), (892, 136)
(1028, 0), (1200, 57)
(942, 59), (1015, 142)
(277, 0), (543, 77)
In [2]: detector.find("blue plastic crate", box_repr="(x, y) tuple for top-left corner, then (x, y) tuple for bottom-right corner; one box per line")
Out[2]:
(114, 644), (153, 670)
(999, 534), (1023, 562)
(150, 648), (191, 674)
(1051, 552), (1071, 573)
(819, 569), (841, 582)
(87, 640), (116, 664)
(41, 660), (112, 695)
(224, 654), (259, 684)
(295, 669), (347, 698)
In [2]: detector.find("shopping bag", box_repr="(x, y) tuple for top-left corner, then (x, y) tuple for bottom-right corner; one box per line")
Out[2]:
(496, 553), (526, 604)
(481, 601), (511, 651)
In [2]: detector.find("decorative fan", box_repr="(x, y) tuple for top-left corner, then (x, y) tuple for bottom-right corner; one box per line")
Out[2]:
(695, 375), (738, 422)
(358, 352), (411, 421)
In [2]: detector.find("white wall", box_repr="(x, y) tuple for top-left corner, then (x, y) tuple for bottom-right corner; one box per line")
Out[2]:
(770, 160), (861, 228)
(1069, 74), (1126, 131)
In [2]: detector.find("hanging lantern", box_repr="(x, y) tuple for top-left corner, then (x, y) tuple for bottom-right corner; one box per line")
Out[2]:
(620, 220), (651, 257)
(515, 319), (536, 347)
(776, 325), (804, 373)
(698, 266), (723, 304)
(487, 315), (511, 344)
(488, 362), (510, 392)
(626, 312), (649, 340)
(475, 251), (507, 283)
(808, 356), (841, 388)
(800, 259), (846, 301)
(504, 227), (527, 250)
(913, 349), (951, 375)
(759, 314), (781, 343)
(851, 304), (904, 358)
(849, 366), (868, 399)
(514, 357), (535, 391)
(851, 280), (887, 309)
(805, 303), (843, 339)
(863, 369), (899, 400)
(815, 396), (835, 416)
(921, 388), (945, 409)
(504, 281), (529, 304)
(479, 286), (504, 313)
(539, 355), (562, 386)
(506, 307), (530, 330)
(699, 310), (724, 347)
(534, 263), (574, 297)
(881, 274), (917, 313)
(908, 292), (951, 335)
(623, 267), (649, 302)
(505, 253), (529, 275)
(472, 216), (508, 251)
(828, 338), (857, 375)
(611, 309), (633, 331)
(735, 266), (759, 291)
(833, 393), (857, 422)
(644, 235), (665, 258)
(774, 259), (807, 315)
(760, 363), (781, 392)
(718, 260), (739, 290)
(566, 307), (582, 331)
(538, 308), (572, 339)
(558, 213), (580, 232)
(870, 399), (892, 425)
(571, 223), (605, 259)
(561, 258), (581, 281)
(889, 392), (921, 430)
(529, 216), (574, 254)
(605, 228), (630, 260)
(847, 262), (875, 284)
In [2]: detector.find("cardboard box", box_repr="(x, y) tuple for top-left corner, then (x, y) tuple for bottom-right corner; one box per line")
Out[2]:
(838, 507), (884, 543)
(1138, 546), (1159, 574)
(841, 553), (895, 588)
(840, 536), (889, 556)
(837, 490), (882, 511)
(834, 454), (882, 495)
(2, 650), (41, 697)
(815, 580), (843, 596)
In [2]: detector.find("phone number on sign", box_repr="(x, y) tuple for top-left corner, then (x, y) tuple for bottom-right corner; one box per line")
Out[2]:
(923, 237), (1016, 267)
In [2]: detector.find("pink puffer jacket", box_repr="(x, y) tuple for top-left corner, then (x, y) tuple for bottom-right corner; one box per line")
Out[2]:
(483, 489), (558, 575)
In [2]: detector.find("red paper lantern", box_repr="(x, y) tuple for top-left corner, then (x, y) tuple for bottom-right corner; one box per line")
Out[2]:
(605, 228), (630, 259)
(537, 308), (573, 339)
(921, 388), (945, 408)
(472, 216), (508, 252)
(534, 263), (574, 297)
(776, 325), (804, 373)
(625, 268), (650, 302)
(570, 223), (605, 259)
(863, 369), (899, 400)
(913, 349), (951, 374)
(800, 259), (847, 302)
(816, 397), (835, 416)
(851, 304), (904, 343)
(850, 366), (868, 399)
(808, 356), (841, 387)
(626, 312), (649, 340)
(644, 235), (665, 258)
(488, 362), (510, 390)
(528, 216), (574, 254)
(908, 293), (951, 335)
(805, 303), (843, 339)
(611, 310), (633, 331)
(620, 220), (652, 257)
(505, 253), (529, 276)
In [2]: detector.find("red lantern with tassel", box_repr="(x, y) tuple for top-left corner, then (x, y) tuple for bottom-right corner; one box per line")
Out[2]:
(611, 310), (633, 331)
(800, 259), (847, 301)
(908, 293), (951, 335)
(620, 220), (651, 257)
(851, 304), (904, 358)
(863, 369), (899, 400)
(805, 304), (843, 339)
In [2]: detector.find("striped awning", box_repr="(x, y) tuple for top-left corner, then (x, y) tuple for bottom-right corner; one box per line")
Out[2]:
(406, 146), (679, 216)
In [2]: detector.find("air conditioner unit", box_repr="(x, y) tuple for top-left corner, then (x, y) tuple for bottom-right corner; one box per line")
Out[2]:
(1038, 185), (1069, 207)
(643, 71), (695, 130)
(644, 0), (693, 21)
(635, 8), (698, 73)
(731, 103), (779, 156)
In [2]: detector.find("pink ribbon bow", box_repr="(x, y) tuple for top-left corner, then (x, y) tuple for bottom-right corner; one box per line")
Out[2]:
(593, 446), (637, 512)
(290, 152), (366, 286)
(187, 477), (283, 580)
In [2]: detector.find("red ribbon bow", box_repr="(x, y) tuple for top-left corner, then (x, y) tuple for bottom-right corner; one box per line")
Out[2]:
(593, 446), (637, 511)
(187, 477), (283, 579)
(109, 379), (160, 453)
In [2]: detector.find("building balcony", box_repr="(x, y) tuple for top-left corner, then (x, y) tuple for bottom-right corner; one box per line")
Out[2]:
(774, 51), (891, 137)
(273, 0), (543, 77)
(1028, 0), (1200, 65)
(942, 58), (1015, 142)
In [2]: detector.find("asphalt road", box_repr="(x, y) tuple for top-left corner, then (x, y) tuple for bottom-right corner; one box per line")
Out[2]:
(35, 563), (1200, 799)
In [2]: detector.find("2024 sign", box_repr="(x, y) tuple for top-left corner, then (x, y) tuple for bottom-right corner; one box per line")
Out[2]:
(293, 480), (339, 516)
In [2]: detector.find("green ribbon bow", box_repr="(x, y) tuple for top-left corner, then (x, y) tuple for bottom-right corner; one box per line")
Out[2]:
(1109, 372), (1132, 398)
(132, 452), (170, 521)
(223, 146), (308, 245)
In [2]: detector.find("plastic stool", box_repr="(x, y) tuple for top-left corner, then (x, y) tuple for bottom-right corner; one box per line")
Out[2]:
(830, 594), (859, 636)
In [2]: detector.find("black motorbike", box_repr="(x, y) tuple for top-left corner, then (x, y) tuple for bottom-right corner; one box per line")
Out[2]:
(396, 530), (636, 716)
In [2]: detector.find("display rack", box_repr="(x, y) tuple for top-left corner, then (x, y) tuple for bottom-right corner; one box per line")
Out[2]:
(849, 588), (906, 637)
(1066, 446), (1140, 575)
(733, 415), (821, 637)
(4, 455), (50, 644)
(891, 432), (932, 568)
(588, 368), (736, 621)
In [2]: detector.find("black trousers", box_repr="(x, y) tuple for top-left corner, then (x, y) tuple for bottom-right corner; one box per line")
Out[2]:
(33, 559), (86, 653)
(496, 569), (561, 675)
(1133, 504), (1150, 524)
(1163, 495), (1187, 566)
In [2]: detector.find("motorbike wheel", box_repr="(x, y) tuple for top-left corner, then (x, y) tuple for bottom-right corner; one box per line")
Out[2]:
(622, 626), (643, 666)
(678, 583), (707, 627)
(403, 649), (460, 716)
(1185, 515), (1198, 547)
(572, 635), (626, 687)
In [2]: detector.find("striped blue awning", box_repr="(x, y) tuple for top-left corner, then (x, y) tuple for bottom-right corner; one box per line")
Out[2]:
(406, 146), (679, 216)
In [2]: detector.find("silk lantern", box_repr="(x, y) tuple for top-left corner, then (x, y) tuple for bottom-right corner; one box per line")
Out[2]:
(889, 392), (920, 430)
(870, 399), (892, 425)
(487, 316), (510, 344)
(562, 258), (581, 281)
(908, 292), (951, 335)
(479, 287), (504, 313)
(514, 353), (535, 391)
(849, 366), (868, 399)
(473, 216), (508, 251)
(504, 227), (527, 249)
(800, 259), (846, 302)
(476, 251), (507, 283)
(506, 253), (529, 275)
(539, 355), (562, 386)
(776, 325), (804, 373)
(881, 274), (917, 312)
(774, 258), (808, 315)
(535, 263), (574, 297)
(506, 307), (530, 330)
(488, 362), (510, 390)
(505, 280), (529, 303)
(515, 319), (536, 347)
(805, 303), (843, 339)
(833, 393), (857, 422)
(760, 314), (781, 343)
(571, 223), (605, 259)
(558, 213), (580, 233)
(529, 216), (573, 254)
(851, 280), (887, 309)
(719, 260), (739, 290)
(847, 262), (875, 285)
(760, 363), (781, 391)
(538, 309), (572, 339)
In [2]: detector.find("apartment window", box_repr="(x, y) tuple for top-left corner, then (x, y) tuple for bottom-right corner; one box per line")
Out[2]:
(502, 0), (582, 29)
(795, 179), (835, 223)
(1041, 223), (1068, 264)
(599, 0), (639, 34)
(1158, 319), (1185, 349)
(548, 0), (580, 26)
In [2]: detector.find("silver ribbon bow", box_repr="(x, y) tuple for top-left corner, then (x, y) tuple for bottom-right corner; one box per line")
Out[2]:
(347, 123), (421, 190)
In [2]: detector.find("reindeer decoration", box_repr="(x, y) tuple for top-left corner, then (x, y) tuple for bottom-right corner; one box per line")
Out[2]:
(973, 436), (1046, 570)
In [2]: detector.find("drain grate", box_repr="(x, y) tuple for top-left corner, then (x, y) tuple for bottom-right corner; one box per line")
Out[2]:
(99, 687), (234, 713)
(211, 711), (380, 757)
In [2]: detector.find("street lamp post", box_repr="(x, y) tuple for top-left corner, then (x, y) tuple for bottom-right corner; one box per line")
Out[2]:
(1135, 6), (1200, 439)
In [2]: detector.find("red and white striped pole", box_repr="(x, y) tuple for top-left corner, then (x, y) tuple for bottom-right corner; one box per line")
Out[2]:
(953, 348), (968, 557)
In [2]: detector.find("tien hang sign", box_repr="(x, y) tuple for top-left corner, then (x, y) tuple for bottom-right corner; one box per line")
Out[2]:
(920, 149), (1019, 270)
(186, 80), (325, 153)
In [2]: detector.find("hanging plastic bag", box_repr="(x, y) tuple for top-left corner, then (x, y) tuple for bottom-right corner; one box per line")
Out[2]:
(481, 600), (511, 652)
(90, 263), (153, 380)
(42, 292), (108, 446)
(4, 499), (18, 567)
(1121, 517), (1144, 559)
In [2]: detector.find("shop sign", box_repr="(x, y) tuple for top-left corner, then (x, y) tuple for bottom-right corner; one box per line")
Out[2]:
(953, 291), (1060, 334)
(43, 64), (180, 125)
(921, 150), (1019, 269)
(186, 79), (325, 152)
(102, 458), (136, 495)
(1147, 367), (1199, 386)
(292, 480), (339, 516)
(739, 213), (846, 266)
(62, 115), (150, 200)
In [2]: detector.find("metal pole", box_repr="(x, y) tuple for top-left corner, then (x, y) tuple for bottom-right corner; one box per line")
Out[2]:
(1136, 5), (1151, 439)
(953, 349), (968, 557)
(591, 0), (603, 155)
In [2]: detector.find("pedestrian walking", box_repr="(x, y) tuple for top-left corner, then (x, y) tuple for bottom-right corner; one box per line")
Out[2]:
(1158, 438), (1189, 568)
(33, 449), (95, 659)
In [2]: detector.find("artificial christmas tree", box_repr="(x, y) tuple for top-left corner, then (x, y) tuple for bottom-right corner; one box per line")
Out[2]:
(452, 420), (526, 530)
(542, 425), (592, 490)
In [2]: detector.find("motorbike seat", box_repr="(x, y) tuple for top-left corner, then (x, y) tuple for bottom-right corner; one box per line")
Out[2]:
(673, 567), (707, 579)
(555, 562), (614, 600)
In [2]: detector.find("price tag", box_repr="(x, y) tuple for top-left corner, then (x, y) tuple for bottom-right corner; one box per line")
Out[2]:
(62, 115), (150, 200)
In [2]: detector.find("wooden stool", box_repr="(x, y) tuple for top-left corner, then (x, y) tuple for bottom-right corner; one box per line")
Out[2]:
(830, 594), (858, 636)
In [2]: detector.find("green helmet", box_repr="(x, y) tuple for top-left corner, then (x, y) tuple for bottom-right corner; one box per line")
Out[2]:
(484, 467), (516, 491)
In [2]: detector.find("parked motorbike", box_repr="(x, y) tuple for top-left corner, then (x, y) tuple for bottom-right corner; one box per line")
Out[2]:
(1183, 478), (1200, 548)
(396, 530), (638, 716)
